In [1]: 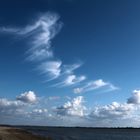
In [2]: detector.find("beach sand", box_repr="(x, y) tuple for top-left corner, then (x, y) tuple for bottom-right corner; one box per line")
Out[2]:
(0, 127), (52, 140)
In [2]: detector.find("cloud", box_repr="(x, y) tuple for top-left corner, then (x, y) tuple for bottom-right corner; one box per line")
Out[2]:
(62, 62), (83, 74)
(0, 92), (46, 124)
(38, 60), (62, 80)
(90, 102), (134, 119)
(1, 12), (62, 62)
(39, 61), (84, 83)
(74, 79), (118, 94)
(53, 93), (140, 127)
(63, 75), (86, 86)
(52, 74), (86, 87)
(0, 12), (86, 87)
(16, 91), (37, 103)
(31, 108), (48, 115)
(26, 13), (62, 61)
(0, 98), (27, 123)
(87, 102), (137, 127)
(55, 95), (136, 124)
(0, 12), (64, 80)
(0, 98), (24, 109)
(1, 90), (140, 127)
(56, 96), (86, 117)
(127, 90), (140, 104)
(0, 27), (19, 34)
(0, 12), (118, 91)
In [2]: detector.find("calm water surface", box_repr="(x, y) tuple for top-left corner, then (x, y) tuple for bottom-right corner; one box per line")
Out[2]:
(19, 126), (140, 140)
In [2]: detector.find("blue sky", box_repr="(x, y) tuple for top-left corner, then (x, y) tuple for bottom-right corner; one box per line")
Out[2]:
(1, 0), (140, 127)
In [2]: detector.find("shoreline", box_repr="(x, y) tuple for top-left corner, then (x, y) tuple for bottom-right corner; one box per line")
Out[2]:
(0, 126), (52, 140)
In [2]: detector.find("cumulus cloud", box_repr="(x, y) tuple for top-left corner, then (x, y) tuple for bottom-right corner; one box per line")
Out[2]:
(31, 108), (48, 116)
(0, 98), (24, 109)
(0, 92), (47, 124)
(0, 98), (27, 123)
(90, 102), (135, 119)
(16, 91), (37, 103)
(87, 102), (139, 127)
(74, 79), (118, 94)
(1, 90), (140, 127)
(127, 90), (140, 104)
(56, 96), (86, 117)
(53, 93), (140, 127)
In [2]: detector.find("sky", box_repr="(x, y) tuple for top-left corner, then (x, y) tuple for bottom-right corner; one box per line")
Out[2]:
(1, 0), (140, 127)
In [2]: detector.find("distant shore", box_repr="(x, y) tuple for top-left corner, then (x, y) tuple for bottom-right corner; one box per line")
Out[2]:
(0, 126), (52, 140)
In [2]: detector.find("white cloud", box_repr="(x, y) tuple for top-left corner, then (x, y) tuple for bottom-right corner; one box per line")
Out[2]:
(74, 79), (118, 94)
(1, 90), (140, 127)
(24, 13), (62, 61)
(0, 98), (27, 122)
(1, 13), (62, 62)
(62, 62), (83, 74)
(56, 96), (86, 117)
(39, 61), (84, 83)
(26, 14), (62, 61)
(0, 98), (24, 109)
(52, 74), (86, 87)
(90, 102), (135, 119)
(54, 94), (140, 127)
(16, 91), (37, 103)
(73, 88), (83, 94)
(27, 48), (53, 61)
(0, 12), (64, 81)
(63, 75), (86, 86)
(0, 12), (86, 87)
(32, 108), (48, 115)
(38, 60), (62, 80)
(127, 90), (140, 104)
(0, 12), (118, 92)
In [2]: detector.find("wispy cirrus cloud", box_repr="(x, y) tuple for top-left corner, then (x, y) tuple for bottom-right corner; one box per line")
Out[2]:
(26, 14), (62, 61)
(52, 74), (86, 87)
(0, 12), (118, 92)
(0, 12), (62, 62)
(0, 12), (84, 86)
(74, 79), (118, 94)
(38, 60), (62, 80)
(62, 62), (83, 74)
(38, 60), (84, 82)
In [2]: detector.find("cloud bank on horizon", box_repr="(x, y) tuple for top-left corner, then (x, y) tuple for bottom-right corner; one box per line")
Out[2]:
(0, 12), (118, 94)
(0, 90), (140, 127)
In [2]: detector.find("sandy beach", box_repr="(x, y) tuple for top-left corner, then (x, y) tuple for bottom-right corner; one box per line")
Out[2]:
(0, 127), (52, 140)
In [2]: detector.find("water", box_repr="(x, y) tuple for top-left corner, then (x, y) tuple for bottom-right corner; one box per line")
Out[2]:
(19, 126), (140, 140)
